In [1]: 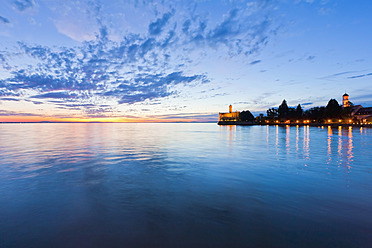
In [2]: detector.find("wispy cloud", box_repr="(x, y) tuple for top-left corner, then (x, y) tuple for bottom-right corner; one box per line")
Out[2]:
(0, 109), (39, 117)
(250, 60), (261, 65)
(149, 11), (174, 36)
(0, 16), (10, 24)
(319, 71), (358, 80)
(348, 72), (372, 79)
(301, 102), (313, 106)
(0, 97), (20, 102)
(12, 0), (34, 11)
(31, 92), (78, 99)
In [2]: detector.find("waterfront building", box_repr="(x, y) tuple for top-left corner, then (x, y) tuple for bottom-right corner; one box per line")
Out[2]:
(344, 93), (372, 123)
(342, 93), (350, 107)
(353, 107), (372, 123)
(219, 105), (240, 121)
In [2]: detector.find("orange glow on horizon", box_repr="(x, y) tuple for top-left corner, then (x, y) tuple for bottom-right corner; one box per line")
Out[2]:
(0, 115), (209, 123)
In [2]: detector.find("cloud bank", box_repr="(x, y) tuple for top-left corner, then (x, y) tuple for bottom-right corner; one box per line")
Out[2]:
(0, 0), (277, 118)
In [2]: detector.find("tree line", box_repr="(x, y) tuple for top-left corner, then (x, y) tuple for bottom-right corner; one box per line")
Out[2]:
(264, 99), (353, 122)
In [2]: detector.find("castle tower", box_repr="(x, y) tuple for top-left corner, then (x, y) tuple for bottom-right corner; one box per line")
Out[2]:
(229, 105), (232, 113)
(342, 93), (350, 107)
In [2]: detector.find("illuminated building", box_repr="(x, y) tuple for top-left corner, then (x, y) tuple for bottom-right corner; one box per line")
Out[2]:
(353, 107), (372, 123)
(344, 93), (372, 123)
(342, 93), (350, 107)
(219, 105), (240, 121)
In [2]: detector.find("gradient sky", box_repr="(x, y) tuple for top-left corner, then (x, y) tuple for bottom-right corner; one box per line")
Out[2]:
(0, 0), (371, 122)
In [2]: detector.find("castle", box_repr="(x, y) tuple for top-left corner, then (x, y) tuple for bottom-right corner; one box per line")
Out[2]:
(219, 105), (240, 121)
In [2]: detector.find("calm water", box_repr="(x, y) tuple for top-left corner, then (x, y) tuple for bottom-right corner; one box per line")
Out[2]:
(0, 123), (371, 248)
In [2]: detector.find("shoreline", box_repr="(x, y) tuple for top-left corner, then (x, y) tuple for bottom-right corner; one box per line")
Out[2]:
(217, 121), (372, 128)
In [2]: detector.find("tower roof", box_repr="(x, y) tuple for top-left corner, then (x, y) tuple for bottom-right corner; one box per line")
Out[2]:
(343, 93), (349, 97)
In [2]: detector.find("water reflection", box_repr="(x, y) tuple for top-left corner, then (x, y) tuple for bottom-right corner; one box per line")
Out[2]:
(295, 125), (299, 153)
(323, 126), (355, 168)
(1, 124), (371, 248)
(347, 127), (354, 165)
(261, 125), (356, 168)
(275, 125), (279, 156)
(303, 125), (310, 160)
(326, 126), (332, 163)
(222, 125), (236, 149)
(286, 125), (290, 154)
(338, 127), (343, 161)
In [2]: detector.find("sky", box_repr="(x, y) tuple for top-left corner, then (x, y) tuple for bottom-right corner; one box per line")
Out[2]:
(0, 0), (371, 122)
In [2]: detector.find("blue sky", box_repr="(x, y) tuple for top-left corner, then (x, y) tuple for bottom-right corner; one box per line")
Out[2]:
(0, 0), (371, 122)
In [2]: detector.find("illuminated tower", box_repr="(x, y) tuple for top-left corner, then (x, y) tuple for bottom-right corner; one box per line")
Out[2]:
(342, 93), (350, 107)
(229, 105), (232, 113)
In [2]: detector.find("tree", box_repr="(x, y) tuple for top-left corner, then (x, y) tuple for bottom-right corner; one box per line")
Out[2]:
(287, 107), (298, 119)
(239, 110), (255, 121)
(278, 99), (289, 118)
(266, 108), (278, 118)
(325, 99), (342, 118)
(296, 104), (303, 118)
(304, 106), (325, 121)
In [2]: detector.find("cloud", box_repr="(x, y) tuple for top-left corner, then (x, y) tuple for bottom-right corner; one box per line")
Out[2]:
(0, 1), (278, 117)
(0, 109), (39, 117)
(31, 92), (78, 99)
(0, 54), (11, 70)
(207, 8), (240, 44)
(0, 16), (10, 24)
(54, 19), (97, 42)
(353, 93), (372, 100)
(301, 102), (313, 106)
(307, 55), (315, 61)
(319, 71), (358, 80)
(250, 60), (261, 65)
(351, 93), (372, 106)
(12, 0), (34, 11)
(0, 97), (20, 102)
(104, 71), (207, 104)
(51, 1), (103, 42)
(347, 73), (372, 79)
(0, 36), (208, 114)
(149, 11), (173, 36)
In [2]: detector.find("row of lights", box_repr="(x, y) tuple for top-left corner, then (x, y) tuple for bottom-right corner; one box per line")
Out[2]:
(328, 119), (353, 123)
(265, 119), (354, 124)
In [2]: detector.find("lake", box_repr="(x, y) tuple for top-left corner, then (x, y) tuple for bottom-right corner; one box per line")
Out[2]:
(0, 123), (371, 247)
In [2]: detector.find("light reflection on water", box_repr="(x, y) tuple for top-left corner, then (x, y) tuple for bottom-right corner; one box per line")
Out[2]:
(0, 123), (372, 248)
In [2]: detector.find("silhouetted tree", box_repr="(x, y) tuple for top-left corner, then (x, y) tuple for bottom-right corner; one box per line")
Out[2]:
(304, 106), (325, 121)
(266, 108), (278, 118)
(325, 99), (342, 118)
(278, 99), (289, 118)
(296, 104), (303, 118)
(239, 110), (255, 121)
(287, 107), (298, 119)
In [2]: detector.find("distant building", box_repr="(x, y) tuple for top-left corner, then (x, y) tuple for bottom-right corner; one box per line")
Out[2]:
(345, 93), (372, 123)
(353, 107), (372, 123)
(219, 105), (240, 121)
(342, 93), (350, 107)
